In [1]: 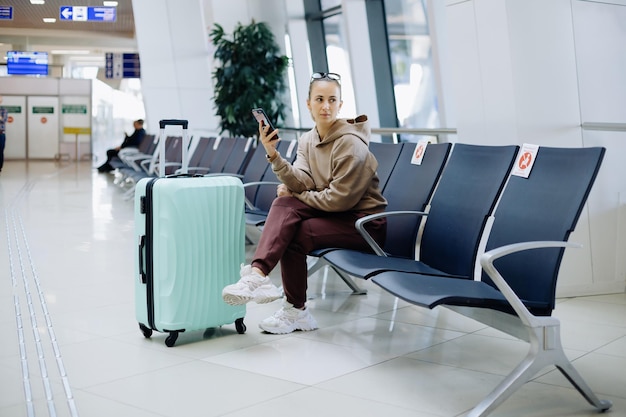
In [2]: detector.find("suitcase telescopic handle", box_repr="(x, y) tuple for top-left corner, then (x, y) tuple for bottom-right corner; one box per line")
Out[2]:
(138, 235), (147, 284)
(156, 119), (190, 177)
(159, 119), (188, 129)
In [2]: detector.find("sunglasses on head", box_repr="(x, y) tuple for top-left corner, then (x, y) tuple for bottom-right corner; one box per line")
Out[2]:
(310, 72), (341, 84)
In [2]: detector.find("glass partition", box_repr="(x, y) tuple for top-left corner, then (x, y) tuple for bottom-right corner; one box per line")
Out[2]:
(322, 13), (357, 117)
(384, 0), (440, 130)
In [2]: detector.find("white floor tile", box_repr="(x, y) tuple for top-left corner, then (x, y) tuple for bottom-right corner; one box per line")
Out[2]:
(595, 334), (626, 358)
(84, 361), (303, 417)
(535, 352), (626, 399)
(59, 337), (193, 389)
(297, 316), (465, 358)
(221, 387), (439, 417)
(203, 336), (385, 386)
(1, 161), (624, 417)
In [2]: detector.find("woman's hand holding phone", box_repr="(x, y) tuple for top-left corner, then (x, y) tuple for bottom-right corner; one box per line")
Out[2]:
(252, 108), (280, 160)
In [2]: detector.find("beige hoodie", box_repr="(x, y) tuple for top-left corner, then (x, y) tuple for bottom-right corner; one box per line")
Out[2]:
(271, 115), (387, 213)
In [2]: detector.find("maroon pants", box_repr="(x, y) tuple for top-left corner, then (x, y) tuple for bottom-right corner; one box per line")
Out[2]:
(251, 196), (386, 309)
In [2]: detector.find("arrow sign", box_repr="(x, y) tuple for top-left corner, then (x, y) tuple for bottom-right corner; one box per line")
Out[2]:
(60, 6), (72, 20)
(60, 6), (116, 22)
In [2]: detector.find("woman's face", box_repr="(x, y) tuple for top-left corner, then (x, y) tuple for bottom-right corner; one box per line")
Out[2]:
(307, 80), (343, 127)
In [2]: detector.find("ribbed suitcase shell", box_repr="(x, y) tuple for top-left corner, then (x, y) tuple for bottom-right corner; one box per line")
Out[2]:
(134, 175), (246, 346)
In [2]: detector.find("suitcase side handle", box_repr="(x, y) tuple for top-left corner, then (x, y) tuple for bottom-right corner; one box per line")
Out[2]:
(159, 119), (188, 129)
(138, 235), (147, 284)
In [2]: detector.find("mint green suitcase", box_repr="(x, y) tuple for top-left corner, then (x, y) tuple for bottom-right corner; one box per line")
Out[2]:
(134, 121), (246, 347)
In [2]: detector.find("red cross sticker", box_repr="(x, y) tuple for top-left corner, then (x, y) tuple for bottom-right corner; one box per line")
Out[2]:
(414, 144), (425, 159)
(411, 140), (429, 165)
(513, 144), (539, 178)
(518, 152), (533, 170)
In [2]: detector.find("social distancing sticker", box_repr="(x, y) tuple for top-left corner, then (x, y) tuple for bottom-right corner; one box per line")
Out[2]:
(512, 143), (539, 178)
(411, 139), (430, 165)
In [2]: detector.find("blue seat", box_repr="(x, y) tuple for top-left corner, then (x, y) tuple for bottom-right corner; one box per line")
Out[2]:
(186, 136), (217, 175)
(244, 139), (298, 229)
(371, 146), (611, 416)
(123, 135), (184, 180)
(193, 137), (254, 177)
(307, 141), (451, 293)
(368, 141), (404, 192)
(109, 133), (156, 171)
(318, 143), (518, 293)
(202, 136), (238, 174)
(219, 137), (256, 176)
(306, 141), (405, 259)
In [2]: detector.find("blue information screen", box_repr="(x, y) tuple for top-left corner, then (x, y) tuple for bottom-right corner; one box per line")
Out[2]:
(7, 51), (49, 76)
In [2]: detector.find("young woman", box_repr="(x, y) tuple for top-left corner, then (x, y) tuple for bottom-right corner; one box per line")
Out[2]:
(222, 72), (387, 334)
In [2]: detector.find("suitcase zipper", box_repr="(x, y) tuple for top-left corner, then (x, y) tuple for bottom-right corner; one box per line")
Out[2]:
(144, 178), (158, 330)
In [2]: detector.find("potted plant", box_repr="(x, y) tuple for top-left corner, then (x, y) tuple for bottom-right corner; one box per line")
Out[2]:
(210, 20), (290, 138)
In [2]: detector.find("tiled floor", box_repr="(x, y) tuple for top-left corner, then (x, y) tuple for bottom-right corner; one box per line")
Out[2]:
(1, 160), (625, 417)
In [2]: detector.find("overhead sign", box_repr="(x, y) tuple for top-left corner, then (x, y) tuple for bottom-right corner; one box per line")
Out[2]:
(0, 6), (13, 20)
(105, 53), (141, 79)
(59, 6), (116, 22)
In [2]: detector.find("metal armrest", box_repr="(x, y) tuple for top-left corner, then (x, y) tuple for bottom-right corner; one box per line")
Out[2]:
(183, 166), (210, 174)
(242, 181), (281, 210)
(242, 181), (281, 188)
(479, 241), (581, 327)
(122, 152), (149, 163)
(204, 173), (244, 178)
(355, 210), (428, 256)
(139, 158), (153, 173)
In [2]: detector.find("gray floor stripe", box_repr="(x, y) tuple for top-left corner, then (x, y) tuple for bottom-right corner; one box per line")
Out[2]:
(4, 181), (79, 417)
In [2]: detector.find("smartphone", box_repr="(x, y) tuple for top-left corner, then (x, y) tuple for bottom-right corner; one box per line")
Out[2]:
(251, 108), (277, 138)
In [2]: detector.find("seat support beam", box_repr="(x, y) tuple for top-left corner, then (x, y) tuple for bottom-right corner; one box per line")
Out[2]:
(447, 306), (612, 417)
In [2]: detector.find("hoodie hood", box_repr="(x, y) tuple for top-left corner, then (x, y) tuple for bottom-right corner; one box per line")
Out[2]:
(321, 114), (370, 146)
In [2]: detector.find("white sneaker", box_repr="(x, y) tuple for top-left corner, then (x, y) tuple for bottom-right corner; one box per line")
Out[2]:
(258, 302), (318, 334)
(222, 264), (282, 306)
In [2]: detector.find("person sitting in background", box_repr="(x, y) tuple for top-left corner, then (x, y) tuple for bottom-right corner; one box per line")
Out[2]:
(97, 119), (146, 173)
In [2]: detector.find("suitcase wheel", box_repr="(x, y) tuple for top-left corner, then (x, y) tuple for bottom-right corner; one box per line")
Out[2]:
(165, 331), (179, 347)
(139, 323), (153, 338)
(235, 317), (246, 334)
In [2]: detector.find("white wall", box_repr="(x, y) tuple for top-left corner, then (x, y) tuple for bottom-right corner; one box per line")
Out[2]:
(0, 77), (91, 160)
(441, 0), (626, 295)
(572, 0), (626, 294)
(132, 0), (217, 136)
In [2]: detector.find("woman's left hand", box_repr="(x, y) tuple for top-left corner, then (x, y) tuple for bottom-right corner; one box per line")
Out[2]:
(277, 184), (292, 197)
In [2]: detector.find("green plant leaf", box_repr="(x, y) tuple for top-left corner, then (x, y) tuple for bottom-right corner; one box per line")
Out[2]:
(210, 20), (289, 138)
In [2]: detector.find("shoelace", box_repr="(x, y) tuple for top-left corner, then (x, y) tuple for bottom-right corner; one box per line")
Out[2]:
(273, 308), (300, 323)
(239, 272), (265, 289)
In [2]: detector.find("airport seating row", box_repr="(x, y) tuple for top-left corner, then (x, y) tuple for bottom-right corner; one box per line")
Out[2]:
(307, 140), (610, 417)
(107, 133), (610, 416)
